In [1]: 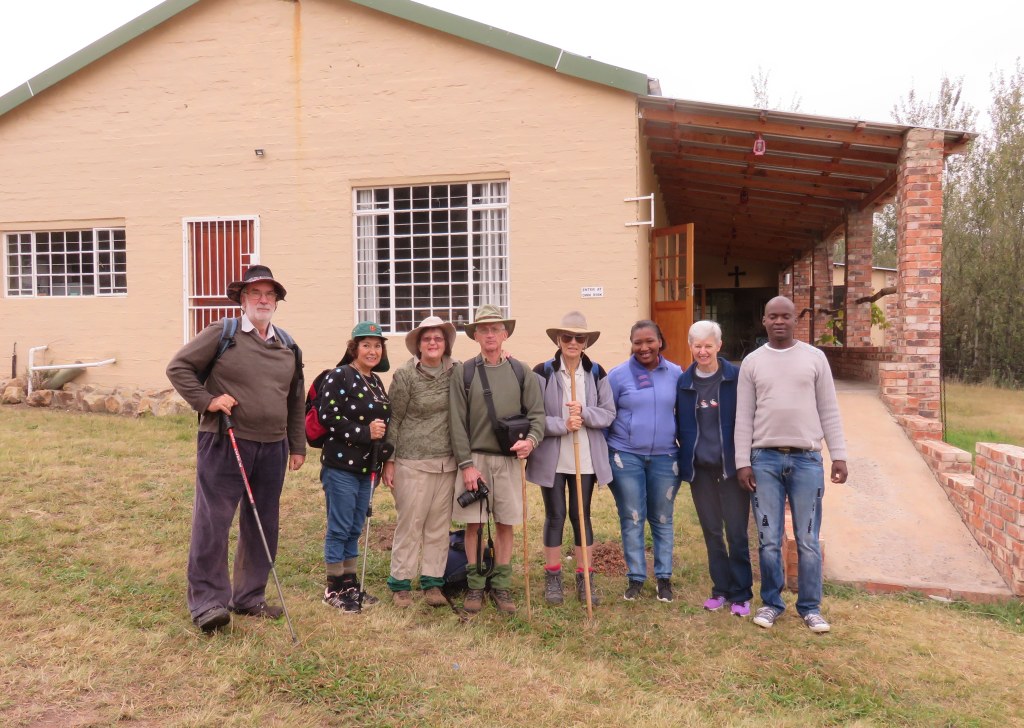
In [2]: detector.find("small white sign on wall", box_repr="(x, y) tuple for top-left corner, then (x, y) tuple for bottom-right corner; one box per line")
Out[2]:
(580, 286), (604, 299)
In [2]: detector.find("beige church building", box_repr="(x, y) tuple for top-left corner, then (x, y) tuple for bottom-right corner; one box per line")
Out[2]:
(1, 0), (968, 427)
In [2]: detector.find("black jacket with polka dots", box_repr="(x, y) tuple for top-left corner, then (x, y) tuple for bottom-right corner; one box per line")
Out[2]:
(316, 364), (392, 474)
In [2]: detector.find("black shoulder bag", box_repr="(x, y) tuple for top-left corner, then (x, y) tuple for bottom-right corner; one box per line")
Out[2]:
(475, 362), (532, 454)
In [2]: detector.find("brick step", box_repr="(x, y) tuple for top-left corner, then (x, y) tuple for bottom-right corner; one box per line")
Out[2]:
(917, 438), (972, 475)
(938, 471), (976, 513)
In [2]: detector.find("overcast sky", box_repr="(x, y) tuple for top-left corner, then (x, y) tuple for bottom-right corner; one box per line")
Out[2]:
(1, 0), (1019, 127)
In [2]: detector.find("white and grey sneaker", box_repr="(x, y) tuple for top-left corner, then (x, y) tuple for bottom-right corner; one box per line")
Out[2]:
(803, 612), (831, 633)
(752, 606), (783, 629)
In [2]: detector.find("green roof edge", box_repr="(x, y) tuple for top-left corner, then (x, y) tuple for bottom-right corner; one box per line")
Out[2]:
(349, 0), (650, 95)
(0, 0), (650, 120)
(0, 0), (202, 118)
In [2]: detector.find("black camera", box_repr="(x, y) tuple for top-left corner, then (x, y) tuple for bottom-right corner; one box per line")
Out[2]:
(457, 478), (490, 508)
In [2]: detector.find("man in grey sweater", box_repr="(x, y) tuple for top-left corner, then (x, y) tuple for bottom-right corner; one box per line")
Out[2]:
(735, 296), (848, 634)
(167, 265), (305, 633)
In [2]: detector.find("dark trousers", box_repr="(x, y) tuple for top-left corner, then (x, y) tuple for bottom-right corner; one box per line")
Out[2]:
(187, 431), (288, 618)
(689, 467), (753, 603)
(541, 473), (596, 548)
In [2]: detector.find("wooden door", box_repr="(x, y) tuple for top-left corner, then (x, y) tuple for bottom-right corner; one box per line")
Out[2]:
(650, 223), (694, 368)
(183, 217), (259, 341)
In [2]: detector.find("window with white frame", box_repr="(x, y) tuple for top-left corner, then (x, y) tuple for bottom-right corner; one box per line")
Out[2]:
(4, 228), (127, 297)
(354, 181), (509, 332)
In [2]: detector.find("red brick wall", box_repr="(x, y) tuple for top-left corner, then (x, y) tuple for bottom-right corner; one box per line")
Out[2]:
(811, 239), (833, 344)
(845, 209), (874, 346)
(820, 346), (893, 382)
(793, 253), (812, 343)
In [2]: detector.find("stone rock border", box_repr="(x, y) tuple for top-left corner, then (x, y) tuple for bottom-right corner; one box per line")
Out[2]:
(0, 377), (192, 417)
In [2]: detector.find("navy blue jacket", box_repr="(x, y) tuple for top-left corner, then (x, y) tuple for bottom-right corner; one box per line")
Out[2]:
(675, 357), (740, 483)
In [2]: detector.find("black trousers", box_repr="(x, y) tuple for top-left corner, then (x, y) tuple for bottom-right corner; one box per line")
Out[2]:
(541, 473), (596, 548)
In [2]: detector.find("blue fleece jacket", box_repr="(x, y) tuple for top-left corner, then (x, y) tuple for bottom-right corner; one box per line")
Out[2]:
(606, 355), (682, 457)
(675, 357), (739, 483)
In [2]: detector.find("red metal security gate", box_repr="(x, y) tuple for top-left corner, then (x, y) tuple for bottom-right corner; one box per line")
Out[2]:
(182, 216), (260, 341)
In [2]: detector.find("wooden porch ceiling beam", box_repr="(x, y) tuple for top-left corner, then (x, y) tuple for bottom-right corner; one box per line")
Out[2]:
(640, 108), (905, 148)
(648, 141), (893, 179)
(668, 186), (845, 216)
(673, 202), (837, 229)
(657, 169), (867, 201)
(660, 179), (849, 210)
(655, 157), (878, 192)
(692, 242), (796, 263)
(856, 170), (899, 211)
(672, 196), (837, 222)
(642, 124), (899, 165)
(676, 217), (819, 244)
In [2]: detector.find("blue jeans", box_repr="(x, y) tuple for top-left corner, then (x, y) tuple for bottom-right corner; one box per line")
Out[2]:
(607, 450), (680, 582)
(689, 467), (753, 603)
(750, 448), (825, 616)
(321, 466), (372, 564)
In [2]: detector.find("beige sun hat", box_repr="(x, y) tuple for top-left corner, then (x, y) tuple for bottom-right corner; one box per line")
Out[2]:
(464, 303), (516, 339)
(546, 310), (600, 347)
(405, 315), (457, 357)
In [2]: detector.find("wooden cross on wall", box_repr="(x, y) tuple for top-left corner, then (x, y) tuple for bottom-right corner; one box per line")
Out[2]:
(729, 265), (747, 288)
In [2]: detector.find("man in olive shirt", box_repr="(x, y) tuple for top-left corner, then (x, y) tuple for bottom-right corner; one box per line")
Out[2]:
(167, 265), (305, 633)
(450, 304), (544, 614)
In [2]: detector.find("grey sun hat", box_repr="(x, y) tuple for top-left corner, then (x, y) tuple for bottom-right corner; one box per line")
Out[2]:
(464, 304), (516, 339)
(546, 310), (600, 347)
(226, 264), (287, 303)
(405, 316), (457, 356)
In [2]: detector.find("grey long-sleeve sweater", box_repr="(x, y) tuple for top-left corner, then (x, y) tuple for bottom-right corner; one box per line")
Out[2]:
(733, 341), (847, 468)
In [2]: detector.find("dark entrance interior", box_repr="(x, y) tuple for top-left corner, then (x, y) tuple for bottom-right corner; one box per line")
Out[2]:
(696, 287), (775, 360)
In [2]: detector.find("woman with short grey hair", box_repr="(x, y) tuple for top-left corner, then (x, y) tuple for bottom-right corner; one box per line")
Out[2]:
(675, 319), (752, 617)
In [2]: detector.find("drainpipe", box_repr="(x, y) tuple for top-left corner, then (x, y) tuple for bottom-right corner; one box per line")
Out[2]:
(27, 345), (116, 396)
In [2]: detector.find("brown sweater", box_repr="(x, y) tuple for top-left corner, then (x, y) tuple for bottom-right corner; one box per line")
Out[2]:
(166, 321), (306, 454)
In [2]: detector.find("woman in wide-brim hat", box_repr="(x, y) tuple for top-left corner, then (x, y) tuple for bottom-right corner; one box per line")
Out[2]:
(381, 316), (460, 609)
(317, 321), (392, 614)
(526, 311), (616, 607)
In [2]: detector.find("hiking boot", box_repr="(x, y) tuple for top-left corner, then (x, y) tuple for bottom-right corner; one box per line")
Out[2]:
(703, 596), (727, 612)
(231, 602), (283, 619)
(576, 572), (602, 606)
(656, 578), (674, 603)
(803, 612), (831, 633)
(753, 606), (783, 629)
(323, 587), (361, 614)
(490, 588), (518, 614)
(392, 590), (412, 608)
(623, 579), (644, 601)
(730, 601), (751, 618)
(544, 569), (564, 605)
(194, 606), (230, 633)
(422, 587), (448, 608)
(463, 587), (485, 614)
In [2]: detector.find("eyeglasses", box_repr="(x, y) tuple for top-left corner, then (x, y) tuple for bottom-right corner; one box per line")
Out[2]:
(420, 335), (446, 344)
(559, 334), (588, 344)
(243, 289), (278, 301)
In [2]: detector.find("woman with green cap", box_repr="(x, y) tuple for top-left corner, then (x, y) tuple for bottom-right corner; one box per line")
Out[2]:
(317, 321), (392, 614)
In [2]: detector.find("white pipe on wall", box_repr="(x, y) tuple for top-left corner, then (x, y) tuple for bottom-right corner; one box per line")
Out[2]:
(27, 345), (116, 395)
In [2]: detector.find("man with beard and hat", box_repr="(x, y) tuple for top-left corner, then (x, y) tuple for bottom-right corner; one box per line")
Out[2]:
(449, 304), (545, 614)
(167, 264), (305, 633)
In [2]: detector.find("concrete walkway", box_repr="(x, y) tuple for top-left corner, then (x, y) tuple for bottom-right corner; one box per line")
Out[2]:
(821, 380), (1012, 599)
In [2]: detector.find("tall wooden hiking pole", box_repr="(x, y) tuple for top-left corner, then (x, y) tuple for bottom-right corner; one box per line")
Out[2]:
(519, 458), (532, 621)
(570, 368), (594, 620)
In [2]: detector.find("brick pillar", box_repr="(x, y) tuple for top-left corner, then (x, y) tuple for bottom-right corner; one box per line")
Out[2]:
(793, 252), (812, 343)
(811, 239), (832, 344)
(845, 208), (874, 346)
(894, 127), (944, 419)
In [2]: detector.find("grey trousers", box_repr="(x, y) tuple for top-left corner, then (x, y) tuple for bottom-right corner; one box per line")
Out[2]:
(187, 431), (288, 618)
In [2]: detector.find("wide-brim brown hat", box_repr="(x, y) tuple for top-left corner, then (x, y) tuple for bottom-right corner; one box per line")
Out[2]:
(405, 316), (457, 357)
(546, 310), (600, 347)
(464, 304), (516, 339)
(226, 264), (287, 303)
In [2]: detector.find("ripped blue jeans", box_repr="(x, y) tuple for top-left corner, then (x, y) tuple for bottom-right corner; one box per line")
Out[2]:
(607, 450), (680, 583)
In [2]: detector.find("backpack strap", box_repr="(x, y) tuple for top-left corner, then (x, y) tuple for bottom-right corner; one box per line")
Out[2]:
(464, 355), (527, 419)
(198, 317), (239, 385)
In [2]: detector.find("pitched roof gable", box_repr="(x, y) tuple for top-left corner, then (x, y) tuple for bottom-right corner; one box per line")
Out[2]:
(0, 0), (649, 119)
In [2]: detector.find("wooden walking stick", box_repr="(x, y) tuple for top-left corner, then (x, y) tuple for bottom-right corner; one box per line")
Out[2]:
(570, 367), (594, 620)
(519, 458), (532, 621)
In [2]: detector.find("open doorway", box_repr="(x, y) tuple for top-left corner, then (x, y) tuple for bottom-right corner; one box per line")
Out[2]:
(695, 287), (775, 360)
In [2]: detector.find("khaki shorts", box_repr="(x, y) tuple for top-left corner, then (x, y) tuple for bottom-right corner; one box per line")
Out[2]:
(452, 452), (523, 526)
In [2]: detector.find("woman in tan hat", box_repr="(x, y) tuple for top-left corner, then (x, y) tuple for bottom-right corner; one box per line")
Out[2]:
(381, 316), (459, 609)
(526, 311), (616, 606)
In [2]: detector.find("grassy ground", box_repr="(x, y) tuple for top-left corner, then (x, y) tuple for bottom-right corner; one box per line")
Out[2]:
(944, 381), (1024, 453)
(2, 407), (1023, 727)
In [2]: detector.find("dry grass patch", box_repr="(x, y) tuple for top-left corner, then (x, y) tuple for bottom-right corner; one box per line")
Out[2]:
(2, 407), (1023, 726)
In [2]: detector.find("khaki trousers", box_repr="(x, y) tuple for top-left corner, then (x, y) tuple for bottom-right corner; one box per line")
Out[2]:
(389, 457), (457, 581)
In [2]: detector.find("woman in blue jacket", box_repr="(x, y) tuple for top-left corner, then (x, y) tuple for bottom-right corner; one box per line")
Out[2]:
(675, 320), (752, 617)
(606, 320), (683, 603)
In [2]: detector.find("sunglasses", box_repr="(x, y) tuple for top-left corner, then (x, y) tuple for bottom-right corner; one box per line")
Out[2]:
(559, 334), (589, 344)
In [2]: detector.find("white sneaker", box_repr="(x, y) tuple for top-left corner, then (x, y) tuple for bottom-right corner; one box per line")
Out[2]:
(752, 606), (782, 629)
(803, 613), (831, 633)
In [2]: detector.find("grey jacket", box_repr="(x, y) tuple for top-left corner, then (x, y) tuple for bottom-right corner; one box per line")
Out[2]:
(526, 352), (616, 486)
